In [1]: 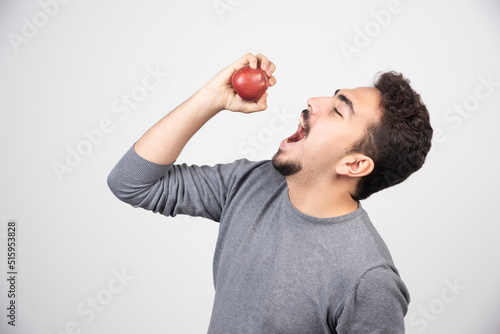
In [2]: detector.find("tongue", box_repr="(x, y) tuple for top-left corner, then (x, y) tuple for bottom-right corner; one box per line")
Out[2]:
(285, 124), (305, 143)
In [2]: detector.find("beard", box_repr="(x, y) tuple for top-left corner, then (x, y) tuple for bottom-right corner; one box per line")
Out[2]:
(271, 149), (302, 177)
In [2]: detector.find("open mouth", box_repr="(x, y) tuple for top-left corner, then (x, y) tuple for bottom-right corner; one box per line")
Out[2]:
(284, 118), (306, 144)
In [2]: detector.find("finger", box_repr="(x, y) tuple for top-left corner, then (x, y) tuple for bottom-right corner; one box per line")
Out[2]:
(256, 54), (270, 72)
(254, 92), (268, 111)
(268, 76), (277, 87)
(238, 93), (268, 113)
(244, 53), (258, 69)
(256, 54), (276, 79)
(265, 62), (276, 78)
(233, 53), (258, 72)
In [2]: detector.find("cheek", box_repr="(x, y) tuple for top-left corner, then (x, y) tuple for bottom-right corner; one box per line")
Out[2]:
(306, 126), (357, 158)
(346, 126), (370, 149)
(304, 134), (339, 160)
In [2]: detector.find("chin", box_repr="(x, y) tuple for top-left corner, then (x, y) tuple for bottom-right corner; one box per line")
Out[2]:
(271, 149), (302, 177)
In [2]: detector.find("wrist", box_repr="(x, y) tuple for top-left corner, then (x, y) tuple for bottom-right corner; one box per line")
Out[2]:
(196, 83), (225, 113)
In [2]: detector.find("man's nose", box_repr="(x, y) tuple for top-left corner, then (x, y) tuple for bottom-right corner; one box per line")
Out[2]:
(307, 97), (327, 115)
(307, 98), (318, 115)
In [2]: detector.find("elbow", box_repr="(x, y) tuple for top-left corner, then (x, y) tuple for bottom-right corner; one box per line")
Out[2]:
(107, 169), (129, 203)
(107, 171), (121, 199)
(106, 167), (143, 206)
(106, 151), (173, 213)
(106, 167), (165, 211)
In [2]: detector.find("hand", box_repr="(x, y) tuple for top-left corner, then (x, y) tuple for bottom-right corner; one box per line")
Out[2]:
(203, 53), (277, 113)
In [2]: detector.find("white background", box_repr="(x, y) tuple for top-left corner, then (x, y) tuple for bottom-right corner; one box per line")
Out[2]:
(1, 0), (499, 333)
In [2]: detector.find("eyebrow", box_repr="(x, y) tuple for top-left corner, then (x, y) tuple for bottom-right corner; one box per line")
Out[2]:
(334, 89), (355, 116)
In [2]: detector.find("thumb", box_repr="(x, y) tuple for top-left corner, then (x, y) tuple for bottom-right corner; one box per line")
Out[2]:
(241, 93), (269, 113)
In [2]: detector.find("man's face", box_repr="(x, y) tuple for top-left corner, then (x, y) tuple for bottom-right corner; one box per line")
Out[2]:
(272, 87), (382, 178)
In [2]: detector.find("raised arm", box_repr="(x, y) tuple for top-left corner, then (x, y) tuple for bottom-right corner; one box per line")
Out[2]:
(133, 53), (277, 165)
(107, 54), (277, 220)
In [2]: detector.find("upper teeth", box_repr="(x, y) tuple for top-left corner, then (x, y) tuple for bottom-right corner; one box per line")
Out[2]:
(299, 118), (304, 127)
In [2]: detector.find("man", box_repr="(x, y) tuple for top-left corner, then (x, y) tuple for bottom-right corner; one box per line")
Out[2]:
(108, 53), (433, 333)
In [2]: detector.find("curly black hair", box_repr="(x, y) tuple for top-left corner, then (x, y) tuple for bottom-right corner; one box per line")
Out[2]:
(350, 71), (433, 200)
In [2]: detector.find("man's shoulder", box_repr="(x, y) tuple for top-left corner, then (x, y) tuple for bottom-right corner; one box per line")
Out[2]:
(331, 207), (399, 278)
(219, 158), (281, 180)
(220, 158), (284, 190)
(226, 158), (272, 170)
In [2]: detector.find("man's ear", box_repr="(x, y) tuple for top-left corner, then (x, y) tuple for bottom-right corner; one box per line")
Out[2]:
(336, 154), (374, 178)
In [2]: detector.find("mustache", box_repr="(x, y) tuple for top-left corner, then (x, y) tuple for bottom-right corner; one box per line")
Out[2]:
(301, 109), (310, 136)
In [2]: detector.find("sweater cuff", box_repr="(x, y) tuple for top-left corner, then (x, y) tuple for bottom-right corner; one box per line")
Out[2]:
(109, 144), (173, 184)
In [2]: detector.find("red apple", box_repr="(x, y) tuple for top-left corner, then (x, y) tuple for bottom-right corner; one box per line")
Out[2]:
(231, 66), (269, 102)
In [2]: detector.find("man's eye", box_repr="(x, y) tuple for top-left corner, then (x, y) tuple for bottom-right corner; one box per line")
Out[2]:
(334, 108), (343, 117)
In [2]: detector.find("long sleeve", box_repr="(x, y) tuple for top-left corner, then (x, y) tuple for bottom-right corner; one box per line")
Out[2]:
(107, 145), (262, 222)
(334, 265), (410, 334)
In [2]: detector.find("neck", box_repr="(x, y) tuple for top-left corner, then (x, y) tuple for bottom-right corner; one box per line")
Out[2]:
(286, 174), (359, 218)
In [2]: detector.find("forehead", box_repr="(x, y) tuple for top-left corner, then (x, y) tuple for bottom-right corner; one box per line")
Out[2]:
(338, 87), (382, 122)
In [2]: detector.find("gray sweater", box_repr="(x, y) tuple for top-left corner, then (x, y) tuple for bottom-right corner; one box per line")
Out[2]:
(107, 146), (410, 334)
